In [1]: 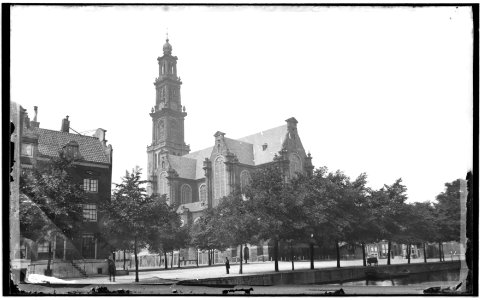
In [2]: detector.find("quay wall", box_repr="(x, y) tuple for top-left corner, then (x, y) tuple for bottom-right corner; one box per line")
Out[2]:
(178, 261), (461, 286)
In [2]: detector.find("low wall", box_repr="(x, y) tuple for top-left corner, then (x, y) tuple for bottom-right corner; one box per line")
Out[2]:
(178, 261), (461, 287)
(26, 259), (109, 279)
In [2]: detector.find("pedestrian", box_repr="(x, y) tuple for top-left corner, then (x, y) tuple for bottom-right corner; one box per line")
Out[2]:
(225, 257), (230, 274)
(108, 256), (116, 282)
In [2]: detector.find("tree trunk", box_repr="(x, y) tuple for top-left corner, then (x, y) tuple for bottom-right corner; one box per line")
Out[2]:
(239, 244), (243, 274)
(407, 244), (411, 264)
(362, 242), (366, 267)
(164, 252), (168, 269)
(123, 250), (126, 270)
(441, 243), (445, 261)
(46, 241), (52, 272)
(310, 242), (314, 269)
(387, 240), (392, 265)
(423, 242), (427, 263)
(134, 237), (139, 282)
(171, 251), (173, 268)
(335, 240), (340, 268)
(178, 249), (181, 268)
(274, 238), (279, 272)
(439, 241), (443, 262)
(290, 241), (294, 271)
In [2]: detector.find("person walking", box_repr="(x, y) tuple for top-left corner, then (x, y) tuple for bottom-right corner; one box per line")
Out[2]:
(108, 256), (116, 282)
(225, 257), (230, 274)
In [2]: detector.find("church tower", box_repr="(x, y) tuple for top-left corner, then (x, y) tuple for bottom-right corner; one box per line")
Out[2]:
(149, 37), (190, 156)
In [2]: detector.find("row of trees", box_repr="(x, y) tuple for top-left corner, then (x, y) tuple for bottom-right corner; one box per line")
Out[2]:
(19, 155), (462, 280)
(189, 163), (462, 273)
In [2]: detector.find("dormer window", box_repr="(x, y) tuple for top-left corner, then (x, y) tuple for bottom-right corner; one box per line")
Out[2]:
(262, 143), (268, 151)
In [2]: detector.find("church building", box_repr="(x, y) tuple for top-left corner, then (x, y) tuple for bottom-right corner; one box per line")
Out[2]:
(146, 37), (314, 230)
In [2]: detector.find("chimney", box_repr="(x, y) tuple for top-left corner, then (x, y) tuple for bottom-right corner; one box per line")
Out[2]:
(285, 117), (298, 129)
(31, 106), (40, 128)
(61, 116), (70, 133)
(93, 128), (107, 146)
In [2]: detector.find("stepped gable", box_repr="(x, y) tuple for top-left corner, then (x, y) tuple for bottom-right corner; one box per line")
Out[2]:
(223, 138), (255, 166)
(183, 146), (214, 179)
(167, 155), (197, 179)
(33, 127), (110, 164)
(236, 125), (288, 165)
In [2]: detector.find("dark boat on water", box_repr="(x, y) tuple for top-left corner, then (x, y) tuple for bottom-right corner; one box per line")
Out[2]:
(365, 267), (410, 280)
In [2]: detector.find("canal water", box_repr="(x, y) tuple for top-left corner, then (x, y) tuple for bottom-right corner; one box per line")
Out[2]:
(340, 269), (462, 287)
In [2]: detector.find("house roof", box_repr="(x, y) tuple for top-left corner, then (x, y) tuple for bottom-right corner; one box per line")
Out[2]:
(33, 128), (110, 164)
(237, 125), (287, 165)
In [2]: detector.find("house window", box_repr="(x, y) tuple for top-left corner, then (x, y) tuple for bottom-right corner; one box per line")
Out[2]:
(214, 156), (226, 200)
(199, 184), (207, 204)
(83, 179), (98, 193)
(240, 170), (251, 193)
(21, 143), (33, 157)
(83, 204), (97, 222)
(181, 184), (192, 204)
(38, 241), (49, 253)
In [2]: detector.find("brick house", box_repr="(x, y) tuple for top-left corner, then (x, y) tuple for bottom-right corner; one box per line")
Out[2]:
(16, 105), (113, 268)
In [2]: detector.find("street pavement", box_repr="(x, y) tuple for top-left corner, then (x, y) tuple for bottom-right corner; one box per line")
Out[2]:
(38, 257), (450, 285)
(17, 257), (464, 295)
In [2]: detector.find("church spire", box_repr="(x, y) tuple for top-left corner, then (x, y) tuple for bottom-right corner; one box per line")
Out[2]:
(149, 32), (190, 157)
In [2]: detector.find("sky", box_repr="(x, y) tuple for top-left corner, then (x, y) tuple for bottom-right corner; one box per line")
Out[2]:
(10, 5), (473, 203)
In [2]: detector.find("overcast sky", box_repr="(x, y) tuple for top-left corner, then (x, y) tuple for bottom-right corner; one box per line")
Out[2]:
(10, 5), (473, 203)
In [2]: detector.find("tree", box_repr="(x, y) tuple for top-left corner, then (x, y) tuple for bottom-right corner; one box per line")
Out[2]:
(343, 173), (376, 267)
(190, 208), (229, 266)
(147, 203), (185, 269)
(368, 178), (408, 265)
(213, 191), (260, 274)
(433, 179), (462, 261)
(245, 163), (299, 272)
(100, 167), (168, 282)
(20, 154), (87, 275)
(299, 168), (361, 268)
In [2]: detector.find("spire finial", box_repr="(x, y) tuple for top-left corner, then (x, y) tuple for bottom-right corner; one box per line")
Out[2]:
(166, 28), (169, 41)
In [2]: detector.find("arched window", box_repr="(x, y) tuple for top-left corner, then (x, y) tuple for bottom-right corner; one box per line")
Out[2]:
(199, 184), (207, 204)
(214, 156), (226, 200)
(181, 184), (192, 204)
(159, 172), (169, 198)
(240, 170), (251, 193)
(289, 153), (303, 177)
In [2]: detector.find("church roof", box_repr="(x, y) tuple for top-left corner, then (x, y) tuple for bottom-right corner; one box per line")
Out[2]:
(175, 123), (289, 180)
(224, 138), (255, 165)
(183, 146), (214, 179)
(33, 127), (110, 164)
(237, 125), (288, 165)
(168, 155), (197, 179)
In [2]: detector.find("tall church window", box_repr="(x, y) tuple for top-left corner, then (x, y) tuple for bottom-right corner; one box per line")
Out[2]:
(159, 172), (169, 198)
(181, 184), (192, 204)
(289, 153), (303, 177)
(240, 170), (251, 193)
(214, 156), (226, 200)
(199, 184), (207, 204)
